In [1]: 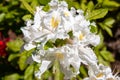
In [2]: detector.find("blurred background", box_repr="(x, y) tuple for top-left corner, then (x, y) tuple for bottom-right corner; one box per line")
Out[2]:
(0, 0), (120, 80)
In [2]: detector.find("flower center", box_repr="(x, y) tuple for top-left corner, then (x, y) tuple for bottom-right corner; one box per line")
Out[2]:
(64, 11), (69, 16)
(55, 52), (64, 60)
(79, 33), (84, 40)
(106, 78), (114, 80)
(51, 17), (60, 28)
(96, 72), (104, 78)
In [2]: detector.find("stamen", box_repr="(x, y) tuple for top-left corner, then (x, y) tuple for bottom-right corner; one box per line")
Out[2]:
(51, 17), (60, 28)
(79, 33), (84, 40)
(55, 52), (64, 60)
(96, 72), (104, 78)
(64, 12), (69, 16)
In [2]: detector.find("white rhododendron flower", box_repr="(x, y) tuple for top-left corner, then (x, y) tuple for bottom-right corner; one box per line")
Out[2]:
(32, 45), (81, 79)
(21, 0), (119, 79)
(84, 64), (120, 80)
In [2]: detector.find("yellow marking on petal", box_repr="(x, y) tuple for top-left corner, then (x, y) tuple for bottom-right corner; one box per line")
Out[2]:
(79, 33), (84, 40)
(96, 72), (104, 78)
(55, 52), (64, 60)
(51, 17), (60, 28)
(107, 78), (114, 80)
(64, 12), (69, 16)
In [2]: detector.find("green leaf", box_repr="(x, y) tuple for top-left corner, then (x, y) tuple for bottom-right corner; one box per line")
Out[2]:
(79, 65), (87, 78)
(24, 64), (34, 80)
(22, 14), (32, 21)
(53, 60), (64, 80)
(103, 18), (115, 28)
(0, 13), (5, 22)
(73, 2), (80, 9)
(6, 38), (24, 52)
(90, 25), (98, 33)
(42, 70), (52, 79)
(44, 40), (54, 50)
(18, 49), (34, 70)
(54, 39), (66, 47)
(98, 55), (110, 66)
(98, 22), (113, 36)
(117, 12), (120, 21)
(4, 73), (20, 80)
(103, 0), (120, 7)
(86, 8), (108, 20)
(18, 51), (28, 70)
(87, 1), (94, 11)
(20, 0), (34, 14)
(104, 27), (113, 37)
(39, 0), (50, 5)
(100, 50), (115, 62)
(8, 54), (20, 62)
(42, 4), (50, 12)
(31, 0), (40, 9)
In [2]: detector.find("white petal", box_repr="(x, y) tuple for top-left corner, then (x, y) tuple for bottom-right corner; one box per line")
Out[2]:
(35, 60), (51, 79)
(24, 43), (36, 50)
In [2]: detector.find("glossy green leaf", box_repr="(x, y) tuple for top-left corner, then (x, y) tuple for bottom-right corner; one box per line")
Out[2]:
(18, 51), (28, 70)
(103, 0), (120, 7)
(4, 73), (20, 80)
(31, 0), (40, 9)
(42, 70), (52, 79)
(53, 60), (64, 80)
(100, 50), (115, 62)
(79, 65), (87, 78)
(98, 55), (110, 66)
(44, 40), (54, 50)
(73, 2), (80, 9)
(87, 1), (94, 11)
(0, 13), (5, 22)
(103, 18), (115, 28)
(104, 27), (113, 37)
(39, 0), (50, 5)
(86, 8), (108, 20)
(18, 49), (34, 70)
(20, 0), (34, 14)
(8, 54), (20, 62)
(24, 64), (34, 80)
(22, 14), (32, 21)
(90, 25), (98, 33)
(6, 38), (24, 52)
(42, 4), (50, 12)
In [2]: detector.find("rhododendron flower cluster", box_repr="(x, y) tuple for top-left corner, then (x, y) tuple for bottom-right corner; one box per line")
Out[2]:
(21, 0), (120, 79)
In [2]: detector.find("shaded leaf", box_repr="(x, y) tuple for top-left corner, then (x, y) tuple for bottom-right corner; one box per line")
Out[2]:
(8, 54), (20, 62)
(86, 8), (108, 20)
(22, 14), (32, 21)
(0, 13), (5, 22)
(24, 64), (34, 80)
(20, 0), (34, 14)
(4, 73), (20, 80)
(100, 50), (115, 62)
(103, 18), (115, 28)
(53, 60), (64, 80)
(18, 49), (34, 70)
(104, 27), (113, 37)
(90, 25), (98, 33)
(39, 0), (50, 5)
(98, 55), (110, 66)
(6, 38), (24, 52)
(87, 1), (94, 11)
(18, 51), (28, 70)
